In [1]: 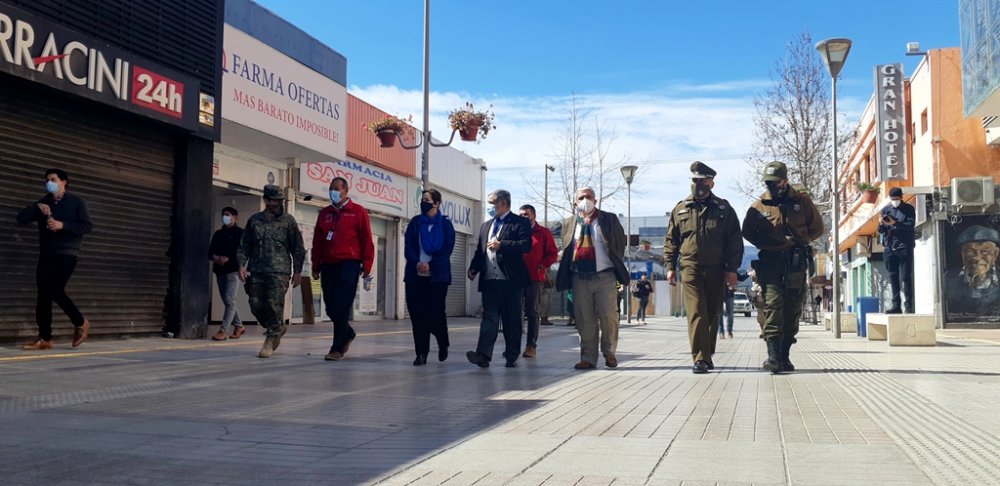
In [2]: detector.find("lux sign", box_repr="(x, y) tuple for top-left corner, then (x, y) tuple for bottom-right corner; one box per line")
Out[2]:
(0, 3), (206, 134)
(875, 64), (908, 181)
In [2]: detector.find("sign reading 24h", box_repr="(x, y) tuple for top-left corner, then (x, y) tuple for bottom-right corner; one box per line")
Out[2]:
(301, 161), (407, 217)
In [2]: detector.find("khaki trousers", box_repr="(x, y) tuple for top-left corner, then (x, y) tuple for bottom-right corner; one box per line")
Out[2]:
(681, 265), (725, 363)
(572, 270), (620, 365)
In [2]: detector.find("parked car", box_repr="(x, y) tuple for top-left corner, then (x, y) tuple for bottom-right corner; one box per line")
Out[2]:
(732, 291), (753, 317)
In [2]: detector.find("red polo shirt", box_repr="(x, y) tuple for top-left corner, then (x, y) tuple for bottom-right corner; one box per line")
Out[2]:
(311, 199), (375, 274)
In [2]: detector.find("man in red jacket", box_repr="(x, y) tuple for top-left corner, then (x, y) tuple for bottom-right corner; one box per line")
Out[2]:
(518, 204), (559, 358)
(311, 176), (374, 361)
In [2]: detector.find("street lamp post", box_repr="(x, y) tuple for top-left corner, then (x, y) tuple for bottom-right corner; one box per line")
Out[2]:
(816, 37), (852, 339)
(544, 164), (555, 226)
(621, 165), (638, 324)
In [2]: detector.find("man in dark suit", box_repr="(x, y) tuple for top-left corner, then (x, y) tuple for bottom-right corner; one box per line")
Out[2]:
(467, 189), (532, 368)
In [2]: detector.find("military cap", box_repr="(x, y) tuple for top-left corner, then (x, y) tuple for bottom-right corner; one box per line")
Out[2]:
(262, 184), (285, 200)
(889, 187), (903, 198)
(955, 225), (1000, 246)
(762, 161), (788, 182)
(690, 161), (717, 179)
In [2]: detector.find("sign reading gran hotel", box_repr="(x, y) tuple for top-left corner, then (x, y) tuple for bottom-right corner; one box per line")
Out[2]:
(875, 63), (907, 181)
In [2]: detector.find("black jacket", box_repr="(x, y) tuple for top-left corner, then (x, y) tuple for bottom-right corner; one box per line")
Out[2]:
(16, 192), (93, 256)
(208, 225), (244, 275)
(878, 202), (916, 252)
(468, 212), (532, 291)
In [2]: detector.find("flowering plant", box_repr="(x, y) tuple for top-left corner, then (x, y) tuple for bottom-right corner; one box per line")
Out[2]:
(366, 114), (412, 133)
(448, 102), (496, 139)
(855, 182), (880, 193)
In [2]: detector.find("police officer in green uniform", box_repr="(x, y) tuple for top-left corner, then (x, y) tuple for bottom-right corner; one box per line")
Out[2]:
(741, 162), (824, 373)
(664, 162), (744, 374)
(238, 185), (306, 358)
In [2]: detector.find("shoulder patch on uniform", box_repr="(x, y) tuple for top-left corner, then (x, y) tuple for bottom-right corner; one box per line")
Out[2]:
(793, 204), (801, 212)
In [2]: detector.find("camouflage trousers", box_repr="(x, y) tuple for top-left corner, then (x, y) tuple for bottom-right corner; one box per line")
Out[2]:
(755, 252), (808, 343)
(244, 273), (289, 337)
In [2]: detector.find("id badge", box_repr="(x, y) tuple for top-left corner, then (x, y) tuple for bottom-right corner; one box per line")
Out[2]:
(326, 231), (334, 241)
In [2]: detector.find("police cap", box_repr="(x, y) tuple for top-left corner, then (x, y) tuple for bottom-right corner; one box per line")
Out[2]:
(955, 225), (1000, 247)
(262, 184), (285, 200)
(690, 161), (717, 179)
(762, 161), (788, 182)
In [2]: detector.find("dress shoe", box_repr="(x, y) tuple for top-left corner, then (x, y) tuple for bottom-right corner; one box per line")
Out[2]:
(343, 335), (356, 354)
(438, 346), (448, 362)
(258, 337), (276, 358)
(604, 353), (618, 368)
(272, 324), (288, 351)
(230, 327), (246, 339)
(573, 361), (596, 370)
(505, 360), (517, 368)
(22, 339), (53, 351)
(466, 351), (490, 368)
(692, 360), (709, 374)
(706, 361), (715, 370)
(324, 350), (344, 361)
(413, 354), (428, 366)
(212, 330), (227, 341)
(522, 346), (537, 358)
(72, 319), (91, 347)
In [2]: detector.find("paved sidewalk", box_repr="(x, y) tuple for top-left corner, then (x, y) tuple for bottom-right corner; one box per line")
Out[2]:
(1, 315), (998, 485)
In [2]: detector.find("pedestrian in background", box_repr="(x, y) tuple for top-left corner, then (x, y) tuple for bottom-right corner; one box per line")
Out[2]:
(466, 189), (532, 368)
(518, 204), (558, 358)
(742, 161), (823, 373)
(556, 187), (629, 370)
(879, 187), (916, 313)
(312, 177), (374, 362)
(633, 273), (653, 324)
(718, 272), (748, 339)
(209, 207), (245, 341)
(238, 185), (305, 358)
(664, 162), (744, 374)
(17, 168), (93, 350)
(404, 188), (455, 366)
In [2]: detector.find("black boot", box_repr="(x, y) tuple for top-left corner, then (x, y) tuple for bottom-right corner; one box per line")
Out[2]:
(413, 354), (428, 366)
(780, 340), (795, 372)
(762, 339), (782, 374)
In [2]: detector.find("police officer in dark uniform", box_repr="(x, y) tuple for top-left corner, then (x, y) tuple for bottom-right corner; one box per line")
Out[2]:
(664, 162), (744, 374)
(742, 162), (824, 373)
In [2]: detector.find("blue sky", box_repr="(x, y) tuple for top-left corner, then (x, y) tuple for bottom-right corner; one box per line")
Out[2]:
(257, 0), (961, 221)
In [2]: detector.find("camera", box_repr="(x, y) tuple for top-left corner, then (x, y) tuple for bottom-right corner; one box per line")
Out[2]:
(882, 215), (892, 223)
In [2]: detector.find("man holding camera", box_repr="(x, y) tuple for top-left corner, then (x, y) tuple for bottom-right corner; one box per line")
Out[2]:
(742, 162), (823, 374)
(878, 187), (916, 314)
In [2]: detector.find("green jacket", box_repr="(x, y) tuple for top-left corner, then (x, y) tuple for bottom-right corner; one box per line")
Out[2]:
(663, 194), (744, 272)
(741, 187), (824, 252)
(238, 211), (306, 275)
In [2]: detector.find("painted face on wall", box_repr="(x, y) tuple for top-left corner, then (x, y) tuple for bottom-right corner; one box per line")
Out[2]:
(961, 241), (1000, 282)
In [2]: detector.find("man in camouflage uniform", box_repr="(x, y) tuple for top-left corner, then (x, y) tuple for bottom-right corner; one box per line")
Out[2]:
(238, 185), (306, 358)
(742, 162), (823, 373)
(664, 162), (744, 374)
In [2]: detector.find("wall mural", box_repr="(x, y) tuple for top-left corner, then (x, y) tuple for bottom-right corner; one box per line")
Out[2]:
(943, 216), (1000, 323)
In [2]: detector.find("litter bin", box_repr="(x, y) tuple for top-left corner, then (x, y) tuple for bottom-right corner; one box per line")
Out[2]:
(856, 297), (880, 337)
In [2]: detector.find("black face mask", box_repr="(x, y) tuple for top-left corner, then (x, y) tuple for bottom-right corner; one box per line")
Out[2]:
(766, 181), (786, 199)
(266, 201), (284, 217)
(691, 181), (711, 199)
(420, 201), (434, 214)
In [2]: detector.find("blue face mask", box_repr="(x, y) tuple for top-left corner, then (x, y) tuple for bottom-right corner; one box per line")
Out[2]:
(46, 181), (60, 194)
(330, 190), (342, 204)
(486, 206), (497, 218)
(222, 215), (233, 226)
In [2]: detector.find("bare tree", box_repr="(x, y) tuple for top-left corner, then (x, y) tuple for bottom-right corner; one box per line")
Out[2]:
(522, 94), (640, 226)
(737, 30), (838, 208)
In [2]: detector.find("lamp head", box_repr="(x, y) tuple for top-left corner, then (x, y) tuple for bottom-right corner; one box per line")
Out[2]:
(815, 37), (852, 78)
(620, 165), (638, 184)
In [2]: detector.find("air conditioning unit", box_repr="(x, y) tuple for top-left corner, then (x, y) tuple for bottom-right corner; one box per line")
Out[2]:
(951, 177), (995, 208)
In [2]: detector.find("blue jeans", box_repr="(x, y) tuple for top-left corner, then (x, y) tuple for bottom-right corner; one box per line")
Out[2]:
(718, 292), (734, 335)
(216, 272), (243, 332)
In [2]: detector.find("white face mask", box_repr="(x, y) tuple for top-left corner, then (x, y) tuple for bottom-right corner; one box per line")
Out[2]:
(576, 198), (595, 214)
(891, 200), (901, 208)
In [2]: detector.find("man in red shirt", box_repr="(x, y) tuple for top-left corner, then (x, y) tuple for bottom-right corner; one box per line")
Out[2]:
(311, 176), (374, 361)
(518, 204), (558, 358)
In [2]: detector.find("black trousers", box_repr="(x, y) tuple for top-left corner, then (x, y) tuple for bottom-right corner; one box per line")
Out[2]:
(406, 278), (450, 355)
(36, 254), (85, 341)
(885, 248), (914, 313)
(476, 279), (523, 362)
(321, 261), (361, 353)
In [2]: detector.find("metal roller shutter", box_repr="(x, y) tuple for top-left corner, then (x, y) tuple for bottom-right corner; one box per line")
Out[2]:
(446, 233), (468, 316)
(0, 80), (175, 339)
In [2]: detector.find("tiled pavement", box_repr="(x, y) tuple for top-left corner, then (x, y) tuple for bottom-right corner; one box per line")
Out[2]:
(1, 315), (998, 485)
